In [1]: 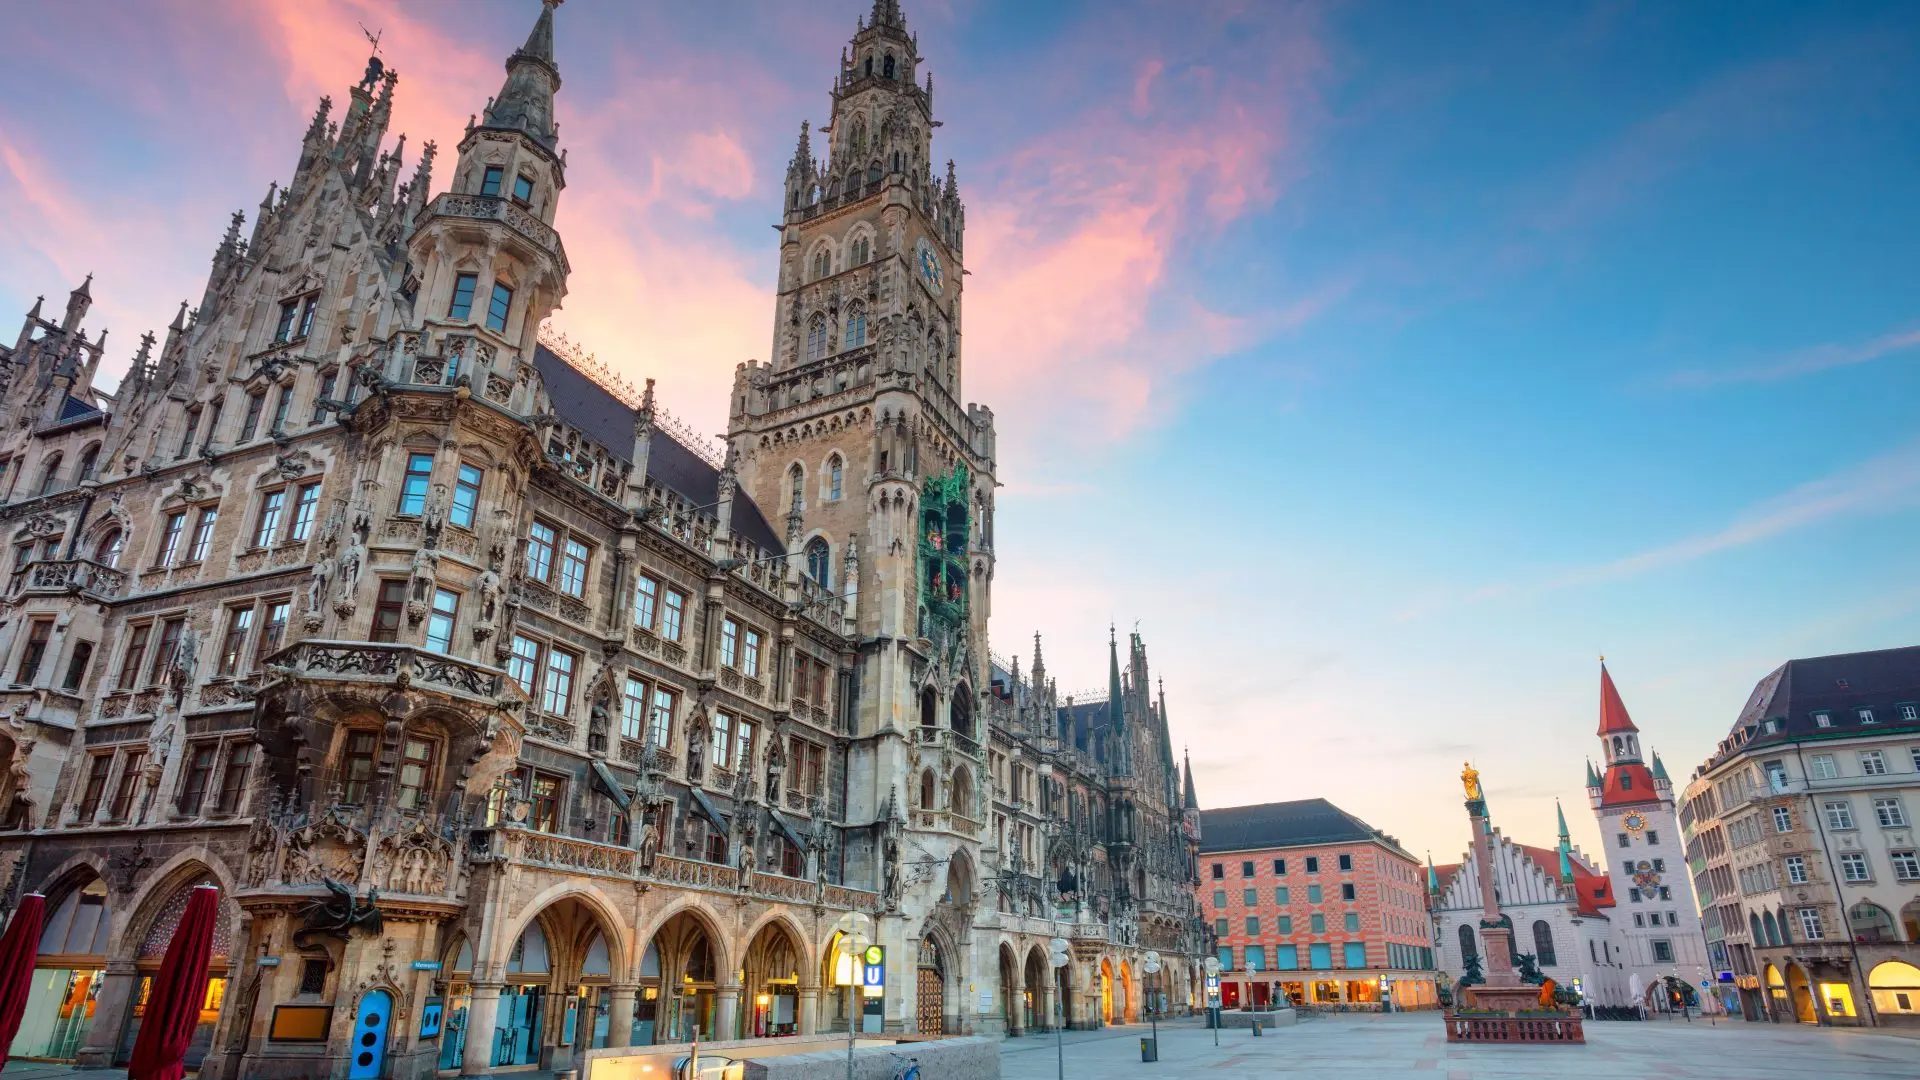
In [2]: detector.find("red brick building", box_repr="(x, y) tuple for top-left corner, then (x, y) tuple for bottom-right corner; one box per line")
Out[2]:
(1198, 799), (1439, 1010)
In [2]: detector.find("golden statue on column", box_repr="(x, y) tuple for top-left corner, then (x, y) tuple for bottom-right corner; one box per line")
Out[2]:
(1460, 761), (1482, 801)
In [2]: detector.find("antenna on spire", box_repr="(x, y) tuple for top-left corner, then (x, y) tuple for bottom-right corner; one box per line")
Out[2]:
(357, 24), (386, 90)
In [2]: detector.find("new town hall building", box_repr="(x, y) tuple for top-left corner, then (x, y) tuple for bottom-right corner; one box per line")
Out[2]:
(0, 3), (1206, 1076)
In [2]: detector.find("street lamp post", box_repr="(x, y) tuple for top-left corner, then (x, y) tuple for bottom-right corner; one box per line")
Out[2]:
(1049, 937), (1071, 1080)
(1202, 954), (1222, 1047)
(1143, 950), (1162, 1059)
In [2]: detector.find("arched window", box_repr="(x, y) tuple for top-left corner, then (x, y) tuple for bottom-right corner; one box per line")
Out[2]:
(1849, 902), (1896, 944)
(1750, 912), (1764, 943)
(920, 687), (937, 728)
(844, 302), (867, 349)
(850, 116), (868, 157)
(864, 55), (873, 77)
(950, 684), (973, 739)
(1762, 910), (1781, 947)
(951, 767), (974, 820)
(805, 537), (830, 587)
(919, 769), (936, 810)
(1776, 906), (1793, 945)
(1458, 924), (1477, 961)
(883, 54), (896, 79)
(827, 455), (844, 500)
(1531, 920), (1557, 967)
(93, 529), (123, 568)
(851, 235), (871, 266)
(805, 314), (828, 362)
(810, 248), (831, 281)
(76, 443), (101, 484)
(36, 454), (62, 497)
(789, 463), (805, 508)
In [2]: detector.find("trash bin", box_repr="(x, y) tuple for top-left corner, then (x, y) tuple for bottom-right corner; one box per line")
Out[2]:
(1140, 1036), (1158, 1062)
(1251, 1017), (1263, 1036)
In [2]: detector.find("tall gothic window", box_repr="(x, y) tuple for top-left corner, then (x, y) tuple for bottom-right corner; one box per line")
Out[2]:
(884, 54), (896, 79)
(827, 455), (844, 500)
(805, 537), (830, 587)
(789, 464), (805, 508)
(1458, 924), (1477, 961)
(810, 249), (830, 281)
(844, 303), (867, 349)
(1531, 920), (1557, 967)
(805, 315), (828, 362)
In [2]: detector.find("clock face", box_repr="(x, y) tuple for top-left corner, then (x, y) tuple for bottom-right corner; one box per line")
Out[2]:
(916, 238), (944, 292)
(1624, 813), (1647, 833)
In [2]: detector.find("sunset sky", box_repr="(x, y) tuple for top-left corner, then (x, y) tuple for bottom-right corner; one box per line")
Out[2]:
(4, 0), (1919, 867)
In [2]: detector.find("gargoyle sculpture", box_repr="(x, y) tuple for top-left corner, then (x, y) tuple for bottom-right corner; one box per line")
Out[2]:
(292, 877), (382, 950)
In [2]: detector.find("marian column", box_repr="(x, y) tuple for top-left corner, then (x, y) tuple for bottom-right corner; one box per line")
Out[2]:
(1461, 763), (1519, 987)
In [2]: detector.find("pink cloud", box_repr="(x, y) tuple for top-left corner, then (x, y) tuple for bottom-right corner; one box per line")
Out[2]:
(961, 4), (1331, 459)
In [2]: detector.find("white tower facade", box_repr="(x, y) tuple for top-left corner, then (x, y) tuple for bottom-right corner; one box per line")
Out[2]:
(1587, 664), (1710, 1005)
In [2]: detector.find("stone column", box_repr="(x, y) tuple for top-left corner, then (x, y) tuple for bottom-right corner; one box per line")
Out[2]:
(797, 981), (820, 1036)
(461, 983), (502, 1076)
(713, 984), (741, 1042)
(76, 960), (140, 1066)
(1007, 970), (1024, 1036)
(605, 985), (637, 1049)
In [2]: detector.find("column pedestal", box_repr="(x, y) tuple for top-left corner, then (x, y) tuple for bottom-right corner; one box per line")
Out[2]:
(714, 984), (741, 1042)
(75, 962), (138, 1067)
(461, 983), (502, 1076)
(797, 982), (819, 1036)
(606, 985), (637, 1049)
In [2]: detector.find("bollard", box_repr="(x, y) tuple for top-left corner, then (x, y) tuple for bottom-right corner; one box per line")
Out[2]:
(1140, 1036), (1158, 1062)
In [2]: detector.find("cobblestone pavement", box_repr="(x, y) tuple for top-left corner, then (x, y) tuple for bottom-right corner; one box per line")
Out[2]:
(998, 1012), (1918, 1079)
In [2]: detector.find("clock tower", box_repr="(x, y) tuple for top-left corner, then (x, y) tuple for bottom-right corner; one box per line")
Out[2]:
(729, 0), (997, 1031)
(1587, 662), (1708, 1004)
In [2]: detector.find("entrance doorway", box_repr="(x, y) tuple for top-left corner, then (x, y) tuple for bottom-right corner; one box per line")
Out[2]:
(915, 937), (945, 1035)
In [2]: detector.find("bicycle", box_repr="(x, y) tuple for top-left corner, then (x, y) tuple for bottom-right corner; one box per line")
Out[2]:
(890, 1053), (921, 1080)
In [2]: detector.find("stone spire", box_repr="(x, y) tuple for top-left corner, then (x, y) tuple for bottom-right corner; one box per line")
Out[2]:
(483, 0), (564, 152)
(1181, 749), (1198, 811)
(870, 0), (906, 30)
(61, 274), (92, 330)
(1555, 800), (1575, 885)
(1107, 624), (1124, 733)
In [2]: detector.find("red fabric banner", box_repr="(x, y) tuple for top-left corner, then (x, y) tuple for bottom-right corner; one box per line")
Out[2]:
(0, 893), (46, 1067)
(127, 885), (219, 1080)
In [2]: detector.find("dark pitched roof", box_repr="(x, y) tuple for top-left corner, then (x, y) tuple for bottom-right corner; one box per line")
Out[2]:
(1198, 798), (1409, 858)
(530, 344), (782, 554)
(1723, 645), (1920, 752)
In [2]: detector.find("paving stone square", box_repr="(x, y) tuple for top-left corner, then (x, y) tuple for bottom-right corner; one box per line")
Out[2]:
(998, 1013), (1918, 1079)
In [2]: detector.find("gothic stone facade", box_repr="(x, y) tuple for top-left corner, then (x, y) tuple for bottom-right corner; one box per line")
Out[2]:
(0, 3), (1202, 1077)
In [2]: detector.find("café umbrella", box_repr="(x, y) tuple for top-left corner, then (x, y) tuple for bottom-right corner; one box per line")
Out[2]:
(127, 885), (220, 1080)
(0, 893), (47, 1066)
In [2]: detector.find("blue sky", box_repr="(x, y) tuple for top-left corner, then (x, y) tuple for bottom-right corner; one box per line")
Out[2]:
(1, 0), (1916, 863)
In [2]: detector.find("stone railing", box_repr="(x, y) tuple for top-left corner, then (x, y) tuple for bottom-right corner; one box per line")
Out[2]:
(422, 193), (569, 271)
(507, 829), (637, 879)
(18, 558), (127, 599)
(1072, 923), (1110, 943)
(472, 836), (882, 912)
(655, 854), (741, 891)
(268, 640), (514, 707)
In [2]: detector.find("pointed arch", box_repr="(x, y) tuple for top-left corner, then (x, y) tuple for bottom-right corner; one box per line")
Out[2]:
(804, 536), (831, 587)
(805, 313), (828, 362)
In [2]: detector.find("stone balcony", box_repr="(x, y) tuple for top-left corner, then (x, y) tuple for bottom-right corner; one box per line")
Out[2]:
(264, 639), (517, 710)
(10, 558), (127, 601)
(420, 192), (569, 272)
(467, 827), (880, 912)
(914, 723), (982, 760)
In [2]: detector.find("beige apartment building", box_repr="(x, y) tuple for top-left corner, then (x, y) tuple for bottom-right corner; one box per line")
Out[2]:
(1680, 646), (1920, 1027)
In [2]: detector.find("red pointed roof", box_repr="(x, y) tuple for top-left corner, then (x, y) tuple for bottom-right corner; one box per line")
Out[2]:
(1597, 663), (1639, 737)
(1518, 844), (1616, 916)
